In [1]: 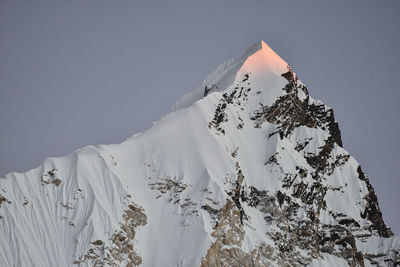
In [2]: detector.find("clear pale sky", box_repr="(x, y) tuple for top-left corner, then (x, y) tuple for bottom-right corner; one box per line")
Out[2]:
(1, 1), (399, 234)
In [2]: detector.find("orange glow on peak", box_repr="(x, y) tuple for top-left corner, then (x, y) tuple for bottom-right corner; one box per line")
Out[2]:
(238, 40), (288, 77)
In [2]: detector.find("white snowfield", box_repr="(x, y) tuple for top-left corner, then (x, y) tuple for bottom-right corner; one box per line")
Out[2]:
(1, 41), (399, 267)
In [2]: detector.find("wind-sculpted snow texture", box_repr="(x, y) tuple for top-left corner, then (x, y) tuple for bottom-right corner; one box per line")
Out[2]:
(1, 41), (399, 266)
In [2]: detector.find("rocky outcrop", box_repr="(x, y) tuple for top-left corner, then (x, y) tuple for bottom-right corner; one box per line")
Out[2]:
(357, 166), (393, 238)
(75, 200), (147, 266)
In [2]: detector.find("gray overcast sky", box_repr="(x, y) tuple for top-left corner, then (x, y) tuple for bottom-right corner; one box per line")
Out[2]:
(1, 1), (399, 234)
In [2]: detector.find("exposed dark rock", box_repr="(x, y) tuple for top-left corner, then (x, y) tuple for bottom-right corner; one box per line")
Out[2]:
(265, 153), (278, 165)
(276, 190), (285, 206)
(208, 74), (253, 134)
(91, 240), (104, 246)
(0, 195), (11, 208)
(251, 67), (342, 149)
(41, 168), (62, 187)
(338, 218), (360, 227)
(281, 68), (296, 83)
(358, 166), (393, 238)
(204, 85), (212, 96)
(227, 163), (246, 224)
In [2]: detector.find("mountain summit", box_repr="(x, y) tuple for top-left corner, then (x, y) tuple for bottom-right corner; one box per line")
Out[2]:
(173, 41), (288, 111)
(1, 41), (399, 266)
(240, 40), (288, 74)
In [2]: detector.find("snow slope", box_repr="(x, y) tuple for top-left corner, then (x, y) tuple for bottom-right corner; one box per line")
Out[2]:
(1, 41), (399, 266)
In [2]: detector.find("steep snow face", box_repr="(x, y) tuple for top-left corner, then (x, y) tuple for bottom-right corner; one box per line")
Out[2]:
(1, 41), (399, 267)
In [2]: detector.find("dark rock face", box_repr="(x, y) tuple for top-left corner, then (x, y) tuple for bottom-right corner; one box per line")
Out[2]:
(251, 67), (342, 151)
(357, 166), (393, 238)
(227, 162), (246, 224)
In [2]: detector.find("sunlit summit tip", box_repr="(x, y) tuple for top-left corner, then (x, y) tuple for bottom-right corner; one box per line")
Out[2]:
(172, 40), (290, 111)
(245, 40), (280, 56)
(248, 40), (269, 51)
(239, 40), (288, 76)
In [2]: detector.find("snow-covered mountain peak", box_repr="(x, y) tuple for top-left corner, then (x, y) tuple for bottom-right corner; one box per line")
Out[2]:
(1, 41), (399, 267)
(240, 40), (288, 76)
(173, 40), (289, 111)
